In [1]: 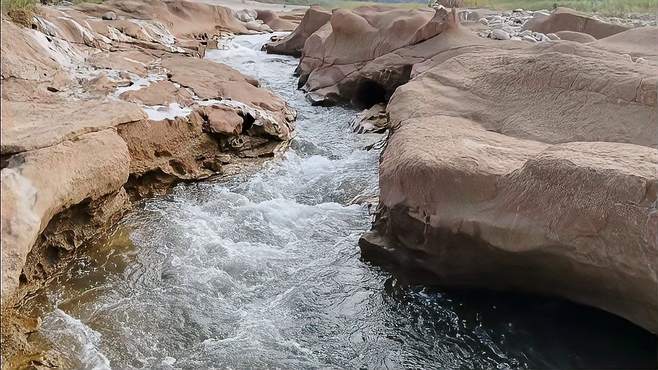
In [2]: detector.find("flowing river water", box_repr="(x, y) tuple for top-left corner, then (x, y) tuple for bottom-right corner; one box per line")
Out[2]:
(25, 34), (656, 369)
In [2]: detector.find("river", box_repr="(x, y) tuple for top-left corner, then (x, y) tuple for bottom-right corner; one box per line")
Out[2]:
(26, 34), (656, 369)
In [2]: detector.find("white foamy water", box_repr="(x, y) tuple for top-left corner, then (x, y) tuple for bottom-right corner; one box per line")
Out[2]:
(142, 103), (193, 121)
(112, 73), (165, 97)
(42, 309), (111, 370)
(31, 33), (657, 369)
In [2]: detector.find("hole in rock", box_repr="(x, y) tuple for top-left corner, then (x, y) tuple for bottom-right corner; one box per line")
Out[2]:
(0, 154), (11, 169)
(241, 113), (255, 134)
(45, 245), (60, 265)
(352, 79), (386, 108)
(19, 273), (28, 285)
(168, 159), (187, 175)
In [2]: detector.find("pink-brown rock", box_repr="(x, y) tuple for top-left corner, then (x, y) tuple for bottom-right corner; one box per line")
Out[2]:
(264, 6), (331, 56)
(359, 12), (658, 333)
(528, 7), (629, 39)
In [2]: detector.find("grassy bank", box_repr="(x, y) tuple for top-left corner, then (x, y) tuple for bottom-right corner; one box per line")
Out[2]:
(1, 0), (38, 25)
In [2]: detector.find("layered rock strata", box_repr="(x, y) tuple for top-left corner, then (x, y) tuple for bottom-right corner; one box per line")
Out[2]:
(1, 0), (296, 363)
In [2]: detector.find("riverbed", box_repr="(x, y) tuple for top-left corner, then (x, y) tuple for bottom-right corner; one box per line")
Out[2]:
(25, 34), (656, 369)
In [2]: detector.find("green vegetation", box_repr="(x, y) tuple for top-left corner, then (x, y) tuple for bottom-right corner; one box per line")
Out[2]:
(1, 0), (38, 26)
(0, 0), (103, 24)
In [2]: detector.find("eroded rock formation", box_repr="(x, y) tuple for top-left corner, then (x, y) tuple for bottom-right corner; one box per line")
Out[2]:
(264, 4), (658, 332)
(357, 19), (658, 333)
(264, 6), (331, 56)
(266, 6), (494, 106)
(256, 9), (300, 32)
(0, 0), (297, 363)
(527, 7), (630, 39)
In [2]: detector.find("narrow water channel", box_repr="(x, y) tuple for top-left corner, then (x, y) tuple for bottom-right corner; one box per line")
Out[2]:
(27, 34), (656, 369)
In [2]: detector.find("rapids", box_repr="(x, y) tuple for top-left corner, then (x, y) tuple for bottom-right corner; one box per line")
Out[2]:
(25, 34), (656, 369)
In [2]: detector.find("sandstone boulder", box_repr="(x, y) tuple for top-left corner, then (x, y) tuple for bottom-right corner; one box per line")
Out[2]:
(388, 42), (657, 147)
(1, 100), (146, 155)
(75, 0), (249, 37)
(365, 125), (658, 333)
(116, 113), (221, 195)
(296, 6), (485, 105)
(161, 56), (296, 140)
(0, 20), (70, 99)
(491, 28), (510, 40)
(528, 7), (629, 39)
(264, 6), (331, 56)
(351, 103), (388, 133)
(83, 74), (120, 95)
(102, 11), (117, 20)
(1, 130), (130, 303)
(87, 50), (158, 76)
(244, 19), (273, 33)
(200, 105), (244, 135)
(235, 8), (257, 22)
(360, 22), (658, 333)
(256, 9), (297, 32)
(590, 26), (658, 64)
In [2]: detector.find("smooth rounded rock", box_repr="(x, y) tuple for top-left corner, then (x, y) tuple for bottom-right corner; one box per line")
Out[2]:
(101, 11), (117, 20)
(491, 29), (510, 40)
